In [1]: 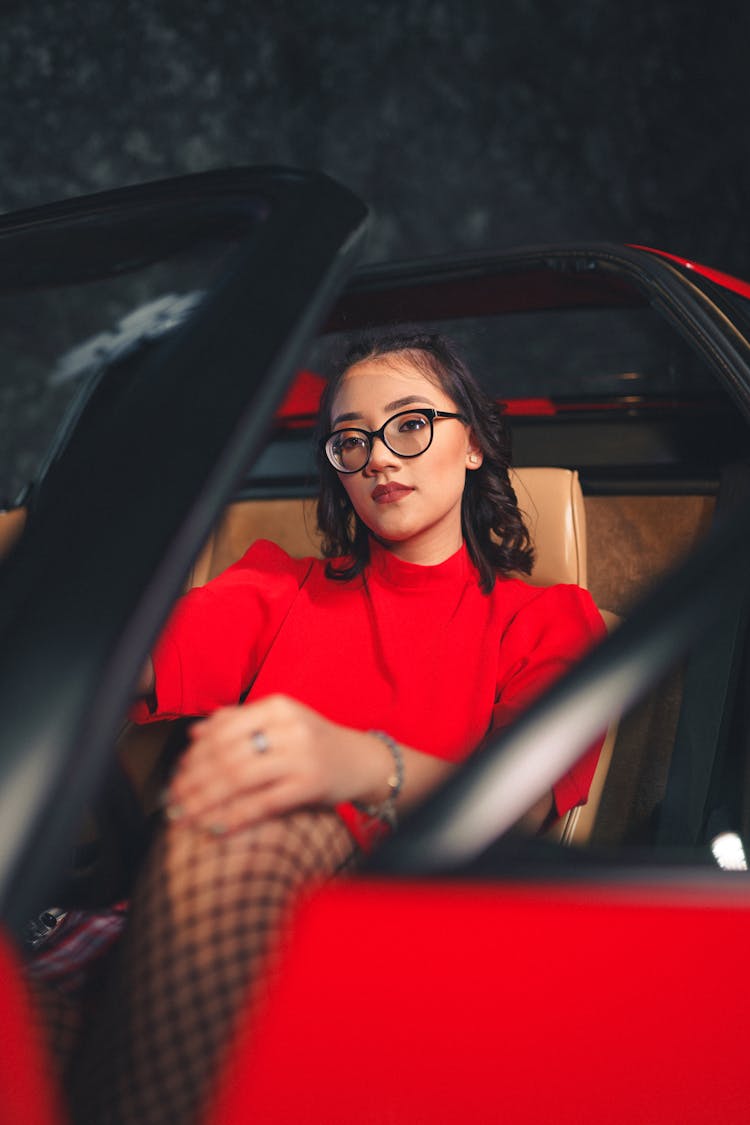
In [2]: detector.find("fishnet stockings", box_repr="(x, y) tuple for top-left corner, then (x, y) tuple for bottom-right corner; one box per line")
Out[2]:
(25, 976), (85, 1081)
(67, 809), (359, 1125)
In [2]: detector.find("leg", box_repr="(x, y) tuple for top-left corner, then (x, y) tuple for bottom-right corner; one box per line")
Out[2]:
(68, 809), (359, 1125)
(25, 977), (85, 1081)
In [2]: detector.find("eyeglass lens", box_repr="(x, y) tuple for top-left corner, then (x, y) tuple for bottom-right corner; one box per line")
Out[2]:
(327, 410), (433, 472)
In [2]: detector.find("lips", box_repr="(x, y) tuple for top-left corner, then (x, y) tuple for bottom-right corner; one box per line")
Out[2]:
(372, 482), (414, 503)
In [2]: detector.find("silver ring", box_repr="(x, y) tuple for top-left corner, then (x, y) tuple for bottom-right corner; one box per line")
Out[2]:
(250, 729), (270, 755)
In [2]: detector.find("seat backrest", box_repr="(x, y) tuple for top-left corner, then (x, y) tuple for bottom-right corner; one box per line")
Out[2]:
(510, 469), (617, 845)
(510, 467), (587, 588)
(186, 466), (588, 589)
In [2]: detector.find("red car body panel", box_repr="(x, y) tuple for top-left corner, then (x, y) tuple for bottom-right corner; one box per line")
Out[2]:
(0, 934), (65, 1125)
(205, 879), (750, 1124)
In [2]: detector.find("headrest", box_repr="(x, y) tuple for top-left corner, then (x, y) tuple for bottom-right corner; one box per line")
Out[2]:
(510, 467), (587, 588)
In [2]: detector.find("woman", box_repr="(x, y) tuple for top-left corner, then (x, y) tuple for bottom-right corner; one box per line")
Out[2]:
(59, 331), (604, 1122)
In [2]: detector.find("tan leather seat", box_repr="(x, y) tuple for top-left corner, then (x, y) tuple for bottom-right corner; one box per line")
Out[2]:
(510, 467), (587, 588)
(509, 468), (617, 845)
(0, 507), (26, 560)
(187, 467), (588, 589)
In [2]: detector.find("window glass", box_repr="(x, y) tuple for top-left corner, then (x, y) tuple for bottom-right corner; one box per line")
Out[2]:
(309, 306), (718, 401)
(240, 303), (733, 497)
(0, 227), (253, 507)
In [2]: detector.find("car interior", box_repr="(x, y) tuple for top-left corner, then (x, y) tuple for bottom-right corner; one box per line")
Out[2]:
(0, 239), (747, 873)
(2, 170), (750, 1122)
(114, 464), (619, 849)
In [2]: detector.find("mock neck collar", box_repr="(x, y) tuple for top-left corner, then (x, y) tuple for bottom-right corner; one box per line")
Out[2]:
(368, 537), (473, 589)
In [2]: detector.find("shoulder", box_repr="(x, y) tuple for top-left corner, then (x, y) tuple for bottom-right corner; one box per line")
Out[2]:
(493, 576), (605, 640)
(218, 538), (319, 587)
(494, 574), (598, 611)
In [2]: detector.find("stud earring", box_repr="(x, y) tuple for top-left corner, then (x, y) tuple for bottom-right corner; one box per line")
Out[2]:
(469, 455), (478, 464)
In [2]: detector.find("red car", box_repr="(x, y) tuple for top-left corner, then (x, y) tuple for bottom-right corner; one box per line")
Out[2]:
(1, 168), (749, 1123)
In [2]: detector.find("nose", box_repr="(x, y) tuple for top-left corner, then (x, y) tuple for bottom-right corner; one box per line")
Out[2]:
(363, 433), (399, 474)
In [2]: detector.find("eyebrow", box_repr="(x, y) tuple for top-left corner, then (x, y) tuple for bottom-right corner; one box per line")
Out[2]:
(331, 395), (437, 427)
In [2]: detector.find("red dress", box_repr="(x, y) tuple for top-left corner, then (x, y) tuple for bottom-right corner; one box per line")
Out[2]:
(132, 539), (606, 847)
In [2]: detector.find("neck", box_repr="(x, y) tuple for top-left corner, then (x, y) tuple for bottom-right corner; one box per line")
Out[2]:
(374, 525), (464, 567)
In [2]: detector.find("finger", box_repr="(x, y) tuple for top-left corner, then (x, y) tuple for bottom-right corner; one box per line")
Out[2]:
(168, 739), (288, 814)
(169, 714), (293, 810)
(189, 695), (301, 742)
(183, 701), (287, 766)
(168, 694), (328, 824)
(191, 778), (321, 837)
(179, 698), (315, 800)
(180, 705), (283, 773)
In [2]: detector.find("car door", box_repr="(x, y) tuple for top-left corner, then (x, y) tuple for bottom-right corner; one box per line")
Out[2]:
(0, 167), (368, 932)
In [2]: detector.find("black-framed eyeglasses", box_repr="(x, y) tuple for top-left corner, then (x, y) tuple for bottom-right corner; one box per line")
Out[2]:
(323, 408), (468, 474)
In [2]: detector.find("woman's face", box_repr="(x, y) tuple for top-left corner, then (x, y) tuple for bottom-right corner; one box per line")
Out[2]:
(329, 352), (483, 565)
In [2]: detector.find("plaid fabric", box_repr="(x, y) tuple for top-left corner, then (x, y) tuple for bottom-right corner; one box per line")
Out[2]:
(25, 903), (129, 993)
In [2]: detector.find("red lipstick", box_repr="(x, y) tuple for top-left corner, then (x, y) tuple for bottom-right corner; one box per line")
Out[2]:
(372, 483), (414, 503)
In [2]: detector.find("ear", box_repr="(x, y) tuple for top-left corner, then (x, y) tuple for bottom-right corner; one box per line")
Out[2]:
(466, 433), (483, 470)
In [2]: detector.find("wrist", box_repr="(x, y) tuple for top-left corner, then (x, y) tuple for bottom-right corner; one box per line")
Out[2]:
(353, 730), (404, 828)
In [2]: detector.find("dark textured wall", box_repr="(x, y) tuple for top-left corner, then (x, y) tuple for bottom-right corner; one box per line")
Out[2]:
(2, 0), (750, 270)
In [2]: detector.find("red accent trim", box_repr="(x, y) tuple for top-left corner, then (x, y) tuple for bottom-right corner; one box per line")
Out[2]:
(275, 369), (325, 420)
(502, 397), (557, 416)
(630, 244), (750, 300)
(274, 381), (563, 422)
(273, 380), (719, 428)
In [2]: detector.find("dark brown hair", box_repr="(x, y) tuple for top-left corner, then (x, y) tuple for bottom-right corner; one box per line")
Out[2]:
(315, 331), (534, 593)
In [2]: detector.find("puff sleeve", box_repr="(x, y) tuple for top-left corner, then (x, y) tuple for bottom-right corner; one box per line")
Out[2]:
(491, 583), (607, 816)
(131, 540), (312, 722)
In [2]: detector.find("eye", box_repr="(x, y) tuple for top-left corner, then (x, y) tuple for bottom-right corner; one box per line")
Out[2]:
(396, 412), (429, 433)
(333, 432), (368, 452)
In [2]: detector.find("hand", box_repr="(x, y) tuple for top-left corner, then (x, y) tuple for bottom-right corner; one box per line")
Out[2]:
(165, 694), (392, 836)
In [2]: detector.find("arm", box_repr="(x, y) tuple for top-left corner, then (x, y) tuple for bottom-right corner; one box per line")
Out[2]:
(492, 584), (607, 821)
(165, 694), (456, 835)
(130, 541), (312, 723)
(516, 791), (555, 835)
(164, 694), (555, 838)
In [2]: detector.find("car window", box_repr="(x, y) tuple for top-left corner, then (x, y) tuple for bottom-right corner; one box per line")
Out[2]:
(0, 241), (236, 508)
(238, 301), (740, 499)
(310, 306), (718, 401)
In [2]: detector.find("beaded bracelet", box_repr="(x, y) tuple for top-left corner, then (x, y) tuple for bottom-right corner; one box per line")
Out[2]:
(354, 730), (404, 828)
